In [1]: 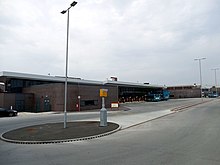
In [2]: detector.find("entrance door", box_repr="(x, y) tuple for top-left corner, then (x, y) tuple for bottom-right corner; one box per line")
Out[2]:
(15, 100), (25, 112)
(44, 98), (51, 111)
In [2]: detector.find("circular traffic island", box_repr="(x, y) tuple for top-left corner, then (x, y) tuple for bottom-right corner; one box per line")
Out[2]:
(1, 121), (120, 144)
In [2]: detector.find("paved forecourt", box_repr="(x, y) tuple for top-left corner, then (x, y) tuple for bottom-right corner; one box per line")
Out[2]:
(0, 98), (214, 144)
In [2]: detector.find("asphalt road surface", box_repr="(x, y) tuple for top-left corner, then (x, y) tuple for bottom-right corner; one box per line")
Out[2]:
(0, 98), (220, 165)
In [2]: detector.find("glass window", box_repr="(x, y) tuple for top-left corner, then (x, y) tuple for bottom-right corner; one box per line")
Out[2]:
(80, 100), (98, 107)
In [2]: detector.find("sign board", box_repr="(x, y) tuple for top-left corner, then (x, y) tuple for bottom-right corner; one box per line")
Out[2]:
(111, 102), (119, 108)
(100, 89), (108, 97)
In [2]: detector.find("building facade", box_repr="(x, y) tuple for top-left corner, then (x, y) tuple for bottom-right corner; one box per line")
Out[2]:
(0, 71), (163, 112)
(167, 85), (201, 99)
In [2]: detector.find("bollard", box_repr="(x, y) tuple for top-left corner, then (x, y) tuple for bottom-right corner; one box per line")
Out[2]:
(100, 97), (107, 127)
(100, 107), (107, 127)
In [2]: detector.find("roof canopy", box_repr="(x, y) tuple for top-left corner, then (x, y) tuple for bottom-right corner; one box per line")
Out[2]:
(0, 71), (163, 88)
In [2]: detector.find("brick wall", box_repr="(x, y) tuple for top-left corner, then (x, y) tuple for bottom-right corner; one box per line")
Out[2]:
(23, 83), (118, 112)
(167, 86), (201, 98)
(0, 93), (34, 111)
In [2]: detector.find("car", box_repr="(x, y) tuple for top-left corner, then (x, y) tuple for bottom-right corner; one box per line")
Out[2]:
(0, 108), (18, 117)
(208, 93), (219, 98)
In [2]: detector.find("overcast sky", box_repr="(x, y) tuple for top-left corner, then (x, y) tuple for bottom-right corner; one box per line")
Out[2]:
(1, 0), (220, 86)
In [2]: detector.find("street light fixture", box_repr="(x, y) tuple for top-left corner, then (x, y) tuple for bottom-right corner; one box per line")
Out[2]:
(61, 1), (77, 129)
(194, 58), (206, 100)
(61, 10), (66, 14)
(211, 68), (219, 95)
(71, 1), (77, 7)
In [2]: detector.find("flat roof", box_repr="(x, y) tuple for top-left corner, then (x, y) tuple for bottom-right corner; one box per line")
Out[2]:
(104, 79), (163, 88)
(0, 71), (163, 88)
(0, 71), (103, 85)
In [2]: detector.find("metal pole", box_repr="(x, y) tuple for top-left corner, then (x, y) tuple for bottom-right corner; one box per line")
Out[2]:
(199, 60), (202, 99)
(64, 10), (69, 129)
(215, 69), (217, 95)
(79, 97), (80, 111)
(61, 1), (77, 129)
(195, 58), (206, 100)
(214, 69), (217, 95)
(78, 96), (81, 111)
(102, 97), (105, 108)
(211, 68), (219, 95)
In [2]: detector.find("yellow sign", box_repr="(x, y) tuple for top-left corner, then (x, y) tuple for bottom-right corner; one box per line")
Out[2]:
(100, 89), (108, 97)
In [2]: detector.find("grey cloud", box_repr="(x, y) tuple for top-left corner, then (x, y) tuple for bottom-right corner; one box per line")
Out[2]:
(0, 0), (220, 86)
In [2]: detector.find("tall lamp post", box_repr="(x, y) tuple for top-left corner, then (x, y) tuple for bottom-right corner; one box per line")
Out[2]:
(194, 58), (206, 100)
(211, 68), (219, 95)
(61, 1), (77, 129)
